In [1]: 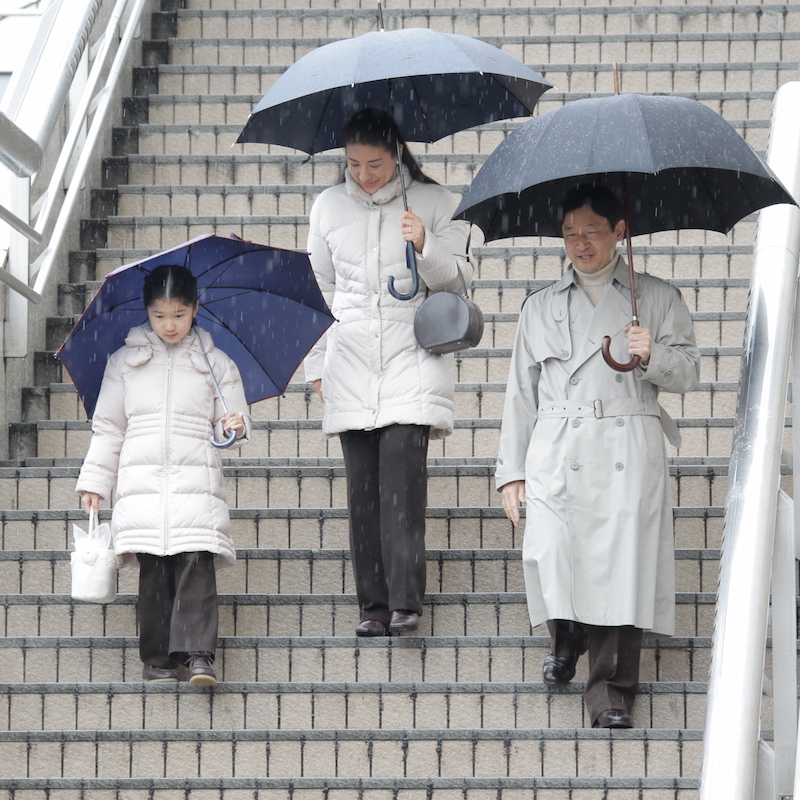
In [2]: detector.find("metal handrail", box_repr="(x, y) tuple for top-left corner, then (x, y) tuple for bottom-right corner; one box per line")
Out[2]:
(699, 80), (800, 800)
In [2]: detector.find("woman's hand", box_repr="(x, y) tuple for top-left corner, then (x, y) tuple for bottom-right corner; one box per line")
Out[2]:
(500, 480), (526, 527)
(312, 379), (324, 402)
(401, 207), (426, 254)
(222, 412), (245, 435)
(82, 492), (101, 515)
(624, 325), (652, 365)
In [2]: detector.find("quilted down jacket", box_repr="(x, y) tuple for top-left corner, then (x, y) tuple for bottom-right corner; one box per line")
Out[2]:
(75, 324), (251, 568)
(303, 168), (472, 439)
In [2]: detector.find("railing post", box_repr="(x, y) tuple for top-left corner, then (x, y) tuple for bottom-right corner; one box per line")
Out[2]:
(699, 81), (800, 800)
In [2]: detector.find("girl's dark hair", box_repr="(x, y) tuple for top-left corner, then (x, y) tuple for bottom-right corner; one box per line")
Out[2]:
(559, 183), (624, 229)
(338, 108), (437, 186)
(143, 264), (198, 308)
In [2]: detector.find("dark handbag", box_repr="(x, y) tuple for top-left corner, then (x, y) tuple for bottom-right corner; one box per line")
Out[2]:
(414, 264), (484, 355)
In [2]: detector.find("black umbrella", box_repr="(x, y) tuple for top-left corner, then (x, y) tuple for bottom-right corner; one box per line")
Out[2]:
(236, 22), (552, 299)
(454, 92), (797, 369)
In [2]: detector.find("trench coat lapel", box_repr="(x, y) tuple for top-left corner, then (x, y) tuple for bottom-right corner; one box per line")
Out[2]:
(568, 258), (636, 374)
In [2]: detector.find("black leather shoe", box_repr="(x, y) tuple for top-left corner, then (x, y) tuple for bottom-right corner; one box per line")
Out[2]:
(389, 610), (419, 633)
(356, 619), (387, 637)
(542, 652), (578, 684)
(594, 708), (632, 729)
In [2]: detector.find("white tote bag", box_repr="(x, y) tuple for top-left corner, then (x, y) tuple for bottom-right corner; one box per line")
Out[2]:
(71, 509), (117, 603)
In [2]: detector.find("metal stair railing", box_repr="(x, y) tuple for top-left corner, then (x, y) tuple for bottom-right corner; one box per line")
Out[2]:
(699, 78), (800, 800)
(0, 0), (152, 357)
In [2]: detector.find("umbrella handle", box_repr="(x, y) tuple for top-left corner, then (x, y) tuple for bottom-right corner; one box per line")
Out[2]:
(387, 242), (420, 300)
(601, 335), (641, 373)
(210, 429), (239, 449)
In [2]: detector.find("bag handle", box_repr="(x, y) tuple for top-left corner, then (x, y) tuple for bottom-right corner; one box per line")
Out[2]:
(88, 507), (96, 535)
(455, 225), (473, 297)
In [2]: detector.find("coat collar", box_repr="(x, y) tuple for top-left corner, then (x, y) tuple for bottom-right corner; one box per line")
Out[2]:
(123, 324), (215, 372)
(344, 165), (411, 207)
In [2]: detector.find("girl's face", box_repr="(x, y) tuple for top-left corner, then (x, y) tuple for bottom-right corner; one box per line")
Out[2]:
(147, 298), (198, 345)
(345, 141), (399, 194)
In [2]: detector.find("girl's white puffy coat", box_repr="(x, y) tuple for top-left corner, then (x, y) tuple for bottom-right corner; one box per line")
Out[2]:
(75, 325), (250, 568)
(303, 169), (471, 439)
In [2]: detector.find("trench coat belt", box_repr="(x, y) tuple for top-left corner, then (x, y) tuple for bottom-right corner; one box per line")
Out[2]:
(537, 398), (681, 448)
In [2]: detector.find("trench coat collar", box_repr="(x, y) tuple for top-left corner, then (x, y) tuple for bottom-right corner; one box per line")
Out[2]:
(551, 254), (638, 374)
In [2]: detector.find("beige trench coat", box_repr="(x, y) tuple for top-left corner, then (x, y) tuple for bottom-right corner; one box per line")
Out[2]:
(496, 258), (700, 634)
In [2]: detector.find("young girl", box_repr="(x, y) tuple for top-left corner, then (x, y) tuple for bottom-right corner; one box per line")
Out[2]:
(76, 264), (250, 685)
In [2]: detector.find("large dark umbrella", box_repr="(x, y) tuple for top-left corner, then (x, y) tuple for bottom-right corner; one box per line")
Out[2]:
(454, 92), (797, 369)
(236, 23), (552, 299)
(57, 234), (335, 422)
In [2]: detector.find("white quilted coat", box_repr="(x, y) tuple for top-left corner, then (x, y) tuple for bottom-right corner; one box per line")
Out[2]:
(75, 324), (251, 568)
(303, 168), (471, 439)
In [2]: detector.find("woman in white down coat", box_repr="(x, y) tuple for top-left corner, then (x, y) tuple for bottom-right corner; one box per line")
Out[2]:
(304, 109), (471, 637)
(76, 265), (251, 685)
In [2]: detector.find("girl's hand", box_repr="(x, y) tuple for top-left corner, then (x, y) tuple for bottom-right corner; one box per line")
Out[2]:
(82, 492), (101, 515)
(312, 379), (324, 402)
(401, 207), (426, 254)
(222, 412), (245, 435)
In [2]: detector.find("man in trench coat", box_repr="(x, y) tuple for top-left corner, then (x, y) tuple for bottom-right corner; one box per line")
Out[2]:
(496, 184), (701, 728)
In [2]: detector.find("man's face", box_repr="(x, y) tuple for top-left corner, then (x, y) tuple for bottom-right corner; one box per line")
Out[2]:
(561, 204), (626, 274)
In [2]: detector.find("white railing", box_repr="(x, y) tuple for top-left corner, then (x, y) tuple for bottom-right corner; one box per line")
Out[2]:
(0, 0), (151, 356)
(699, 79), (800, 800)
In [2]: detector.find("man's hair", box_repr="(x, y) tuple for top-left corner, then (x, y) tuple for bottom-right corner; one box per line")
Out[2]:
(143, 264), (198, 309)
(559, 183), (624, 229)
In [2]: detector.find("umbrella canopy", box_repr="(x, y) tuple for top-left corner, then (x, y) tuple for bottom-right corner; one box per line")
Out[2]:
(236, 27), (552, 154)
(454, 92), (797, 240)
(57, 234), (335, 418)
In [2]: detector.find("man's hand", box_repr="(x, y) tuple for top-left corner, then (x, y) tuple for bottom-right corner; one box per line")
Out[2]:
(624, 325), (651, 365)
(500, 480), (526, 527)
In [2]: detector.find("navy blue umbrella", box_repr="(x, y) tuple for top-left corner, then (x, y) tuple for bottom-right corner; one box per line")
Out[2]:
(57, 234), (335, 419)
(236, 27), (552, 155)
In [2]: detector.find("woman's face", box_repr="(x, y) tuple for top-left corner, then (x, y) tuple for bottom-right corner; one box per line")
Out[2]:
(345, 141), (398, 194)
(147, 298), (198, 345)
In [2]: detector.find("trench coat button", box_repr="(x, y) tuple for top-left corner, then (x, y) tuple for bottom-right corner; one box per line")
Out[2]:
(561, 350), (569, 357)
(569, 377), (579, 385)
(572, 419), (581, 428)
(570, 461), (579, 470)
(615, 374), (623, 383)
(616, 419), (625, 427)
(615, 462), (624, 471)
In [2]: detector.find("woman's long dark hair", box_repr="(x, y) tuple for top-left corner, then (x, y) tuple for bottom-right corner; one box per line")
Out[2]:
(338, 108), (437, 186)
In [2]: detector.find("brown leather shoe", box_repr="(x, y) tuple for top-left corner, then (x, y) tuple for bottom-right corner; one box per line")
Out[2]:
(389, 610), (419, 633)
(594, 708), (633, 729)
(356, 619), (387, 637)
(142, 664), (178, 683)
(186, 652), (217, 686)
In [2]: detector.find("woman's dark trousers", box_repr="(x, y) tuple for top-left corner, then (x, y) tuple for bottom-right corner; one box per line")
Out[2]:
(339, 424), (430, 625)
(137, 551), (219, 667)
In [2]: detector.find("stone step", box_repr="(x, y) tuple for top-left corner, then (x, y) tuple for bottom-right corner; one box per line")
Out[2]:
(165, 32), (800, 73)
(173, 4), (799, 40)
(0, 547), (723, 596)
(153, 59), (797, 98)
(185, 0), (788, 8)
(0, 505), (725, 551)
(29, 414), (741, 461)
(0, 725), (705, 777)
(0, 634), (714, 685)
(0, 458), (740, 511)
(0, 777), (703, 800)
(0, 591), (717, 638)
(100, 212), (759, 254)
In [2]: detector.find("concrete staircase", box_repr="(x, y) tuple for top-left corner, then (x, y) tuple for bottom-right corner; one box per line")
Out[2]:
(1, 0), (797, 796)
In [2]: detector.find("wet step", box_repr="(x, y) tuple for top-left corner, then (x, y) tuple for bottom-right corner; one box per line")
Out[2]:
(0, 682), (711, 734)
(0, 547), (723, 596)
(0, 505), (724, 551)
(0, 590), (719, 638)
(174, 5), (799, 42)
(0, 458), (740, 511)
(0, 634), (715, 685)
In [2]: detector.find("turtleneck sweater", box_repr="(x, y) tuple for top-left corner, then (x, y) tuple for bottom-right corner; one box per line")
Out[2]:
(572, 254), (619, 306)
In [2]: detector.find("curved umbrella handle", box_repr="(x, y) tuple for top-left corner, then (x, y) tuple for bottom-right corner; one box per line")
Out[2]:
(210, 429), (239, 449)
(387, 242), (420, 300)
(601, 335), (641, 373)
